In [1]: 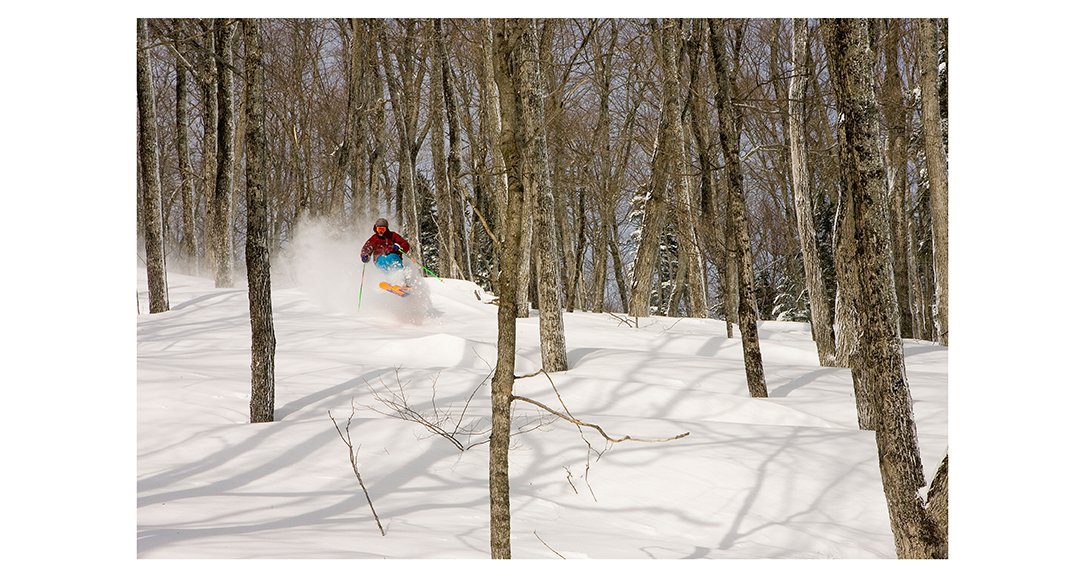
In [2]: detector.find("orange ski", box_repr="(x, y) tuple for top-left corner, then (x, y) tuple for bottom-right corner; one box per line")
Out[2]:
(379, 281), (410, 297)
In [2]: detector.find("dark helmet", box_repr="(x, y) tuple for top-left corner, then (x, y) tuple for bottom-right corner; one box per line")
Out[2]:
(374, 218), (389, 233)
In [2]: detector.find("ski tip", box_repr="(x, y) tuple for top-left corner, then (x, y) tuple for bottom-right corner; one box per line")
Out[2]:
(379, 281), (411, 297)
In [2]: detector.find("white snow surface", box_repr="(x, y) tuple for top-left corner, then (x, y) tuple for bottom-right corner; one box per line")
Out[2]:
(133, 225), (951, 565)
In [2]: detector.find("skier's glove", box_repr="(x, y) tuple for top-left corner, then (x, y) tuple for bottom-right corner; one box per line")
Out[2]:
(394, 243), (404, 254)
(361, 255), (370, 263)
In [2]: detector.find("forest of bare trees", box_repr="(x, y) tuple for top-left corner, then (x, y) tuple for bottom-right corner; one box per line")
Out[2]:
(137, 17), (948, 559)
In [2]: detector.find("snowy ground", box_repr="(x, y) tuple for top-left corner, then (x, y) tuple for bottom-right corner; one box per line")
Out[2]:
(133, 224), (949, 565)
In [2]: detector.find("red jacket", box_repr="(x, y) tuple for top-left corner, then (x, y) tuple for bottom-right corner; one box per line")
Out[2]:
(360, 230), (410, 260)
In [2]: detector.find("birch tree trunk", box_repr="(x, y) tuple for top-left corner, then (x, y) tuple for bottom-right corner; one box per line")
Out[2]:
(826, 18), (945, 558)
(788, 18), (837, 366)
(137, 18), (170, 314)
(917, 18), (949, 346)
(518, 18), (568, 372)
(708, 18), (766, 397)
(243, 18), (276, 424)
(210, 18), (236, 288)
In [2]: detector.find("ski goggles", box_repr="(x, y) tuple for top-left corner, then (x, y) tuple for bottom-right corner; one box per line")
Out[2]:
(375, 226), (387, 233)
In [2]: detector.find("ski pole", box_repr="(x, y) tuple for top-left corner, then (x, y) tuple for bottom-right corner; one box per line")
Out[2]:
(402, 250), (443, 282)
(357, 261), (367, 311)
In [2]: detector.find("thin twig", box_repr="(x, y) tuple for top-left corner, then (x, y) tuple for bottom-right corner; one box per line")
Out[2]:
(606, 311), (636, 327)
(564, 466), (578, 495)
(328, 409), (386, 536)
(511, 394), (688, 444)
(533, 531), (566, 559)
(512, 370), (689, 444)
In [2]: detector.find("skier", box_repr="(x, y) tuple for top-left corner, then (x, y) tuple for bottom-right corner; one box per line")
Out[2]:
(360, 218), (411, 272)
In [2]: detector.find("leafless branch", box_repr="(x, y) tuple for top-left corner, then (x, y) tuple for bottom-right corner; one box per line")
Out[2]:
(605, 311), (637, 327)
(563, 466), (578, 495)
(512, 369), (687, 501)
(512, 369), (689, 445)
(534, 531), (566, 559)
(328, 407), (386, 536)
(366, 368), (497, 452)
(510, 394), (689, 444)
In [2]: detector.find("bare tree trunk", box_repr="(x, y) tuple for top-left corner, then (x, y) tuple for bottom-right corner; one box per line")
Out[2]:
(686, 21), (727, 322)
(823, 31), (874, 427)
(489, 19), (526, 558)
(627, 114), (668, 318)
(917, 18), (949, 346)
(345, 18), (370, 227)
(518, 18), (568, 372)
(662, 20), (708, 318)
(429, 22), (454, 274)
(210, 18), (236, 288)
(708, 18), (766, 397)
(137, 18), (170, 314)
(881, 19), (916, 339)
(590, 26), (613, 312)
(515, 202), (534, 317)
(243, 18), (276, 424)
(381, 20), (427, 257)
(364, 19), (390, 215)
(195, 20), (218, 273)
(174, 40), (198, 269)
(566, 189), (587, 312)
(826, 18), (945, 558)
(788, 18), (837, 366)
(436, 19), (468, 279)
(481, 20), (505, 293)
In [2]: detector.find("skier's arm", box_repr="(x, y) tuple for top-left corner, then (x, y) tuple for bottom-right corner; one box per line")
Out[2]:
(360, 237), (374, 261)
(393, 233), (410, 254)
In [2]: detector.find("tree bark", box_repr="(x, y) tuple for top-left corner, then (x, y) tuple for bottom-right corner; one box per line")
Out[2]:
(880, 19), (916, 339)
(516, 19), (568, 372)
(823, 24), (874, 428)
(243, 19), (277, 424)
(916, 18), (949, 346)
(436, 19), (469, 280)
(788, 18), (837, 366)
(381, 20), (427, 258)
(481, 20), (505, 293)
(345, 18), (370, 227)
(589, 22), (616, 313)
(174, 39), (198, 269)
(210, 18), (236, 288)
(686, 21), (727, 322)
(708, 18), (767, 398)
(195, 20), (218, 273)
(826, 18), (945, 558)
(429, 22), (454, 275)
(626, 112), (668, 318)
(137, 18), (170, 314)
(661, 20), (708, 318)
(488, 19), (526, 559)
